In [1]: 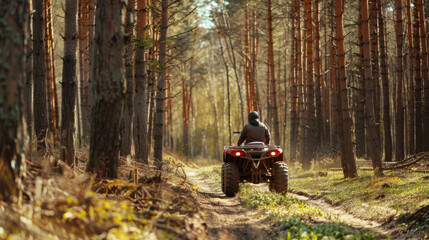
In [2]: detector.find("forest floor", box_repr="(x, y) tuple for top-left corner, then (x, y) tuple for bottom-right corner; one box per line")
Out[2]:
(187, 159), (429, 240)
(1, 147), (428, 239)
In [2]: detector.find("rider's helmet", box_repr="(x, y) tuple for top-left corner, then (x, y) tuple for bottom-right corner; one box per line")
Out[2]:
(248, 111), (259, 121)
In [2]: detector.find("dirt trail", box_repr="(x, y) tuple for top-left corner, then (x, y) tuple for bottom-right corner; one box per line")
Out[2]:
(184, 167), (274, 240)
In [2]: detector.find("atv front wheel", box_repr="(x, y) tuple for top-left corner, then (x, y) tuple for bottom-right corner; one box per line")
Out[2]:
(269, 161), (289, 193)
(221, 162), (240, 197)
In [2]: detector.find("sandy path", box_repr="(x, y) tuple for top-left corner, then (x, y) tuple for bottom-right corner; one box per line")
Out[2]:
(185, 168), (274, 240)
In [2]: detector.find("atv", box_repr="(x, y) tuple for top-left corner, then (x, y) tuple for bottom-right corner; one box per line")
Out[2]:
(221, 141), (289, 197)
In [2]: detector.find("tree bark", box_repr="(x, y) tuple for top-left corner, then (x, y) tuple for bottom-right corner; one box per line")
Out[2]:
(267, 0), (280, 145)
(120, 0), (136, 157)
(378, 0), (392, 162)
(356, 0), (366, 158)
(134, 0), (149, 163)
(0, 0), (28, 203)
(289, 0), (298, 161)
(61, 0), (78, 167)
(361, 0), (383, 176)
(314, 0), (322, 151)
(395, 0), (405, 161)
(417, 0), (429, 151)
(335, 0), (357, 178)
(33, 0), (48, 150)
(87, 0), (125, 178)
(153, 0), (169, 168)
(413, 0), (424, 153)
(302, 0), (315, 169)
(407, 0), (415, 154)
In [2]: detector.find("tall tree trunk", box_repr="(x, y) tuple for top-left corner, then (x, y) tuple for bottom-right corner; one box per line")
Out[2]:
(356, 0), (366, 158)
(267, 0), (280, 145)
(87, 0), (125, 178)
(182, 75), (190, 155)
(335, 0), (358, 178)
(61, 0), (78, 167)
(302, 0), (314, 170)
(44, 0), (58, 136)
(153, 0), (169, 168)
(314, 0), (322, 151)
(120, 0), (136, 156)
(413, 0), (424, 153)
(134, 0), (149, 163)
(0, 0), (28, 203)
(329, 1), (338, 151)
(395, 0), (405, 161)
(361, 0), (383, 176)
(378, 0), (392, 162)
(407, 0), (415, 154)
(289, 0), (298, 161)
(417, 0), (429, 151)
(244, 0), (251, 112)
(369, 0), (381, 152)
(25, 3), (33, 155)
(33, 0), (48, 150)
(79, 0), (92, 136)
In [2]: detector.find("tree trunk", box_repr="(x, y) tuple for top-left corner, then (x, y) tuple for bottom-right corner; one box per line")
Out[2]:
(417, 0), (429, 151)
(120, 0), (136, 157)
(289, 0), (298, 161)
(61, 0), (78, 167)
(25, 4), (33, 155)
(369, 0), (381, 153)
(0, 0), (28, 203)
(267, 0), (280, 145)
(302, 0), (314, 170)
(356, 0), (366, 158)
(335, 0), (358, 178)
(413, 0), (424, 153)
(44, 0), (58, 136)
(87, 0), (125, 178)
(134, 0), (149, 163)
(361, 0), (383, 176)
(79, 0), (92, 136)
(153, 0), (169, 168)
(314, 0), (322, 151)
(407, 0), (415, 154)
(329, 1), (338, 151)
(395, 0), (405, 161)
(33, 0), (48, 150)
(378, 0), (392, 162)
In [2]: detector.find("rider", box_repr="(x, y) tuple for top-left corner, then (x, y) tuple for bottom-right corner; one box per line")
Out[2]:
(237, 111), (271, 146)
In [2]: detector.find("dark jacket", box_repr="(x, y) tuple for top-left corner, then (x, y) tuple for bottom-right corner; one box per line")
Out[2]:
(237, 119), (271, 145)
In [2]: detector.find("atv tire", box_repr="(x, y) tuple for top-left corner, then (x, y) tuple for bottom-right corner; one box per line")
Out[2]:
(221, 162), (240, 197)
(269, 161), (289, 193)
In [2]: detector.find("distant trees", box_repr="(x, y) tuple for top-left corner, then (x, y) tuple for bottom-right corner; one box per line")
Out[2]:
(0, 0), (29, 202)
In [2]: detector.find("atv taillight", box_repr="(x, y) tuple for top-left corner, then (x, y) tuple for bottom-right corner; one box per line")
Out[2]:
(229, 150), (245, 157)
(267, 150), (281, 157)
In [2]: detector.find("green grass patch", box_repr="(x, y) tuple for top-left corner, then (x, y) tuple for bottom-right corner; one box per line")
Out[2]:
(290, 170), (429, 221)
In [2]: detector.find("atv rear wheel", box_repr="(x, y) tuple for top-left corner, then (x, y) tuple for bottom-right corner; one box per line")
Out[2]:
(221, 162), (240, 197)
(269, 161), (289, 193)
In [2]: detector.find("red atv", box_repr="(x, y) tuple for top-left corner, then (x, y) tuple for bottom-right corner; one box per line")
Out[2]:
(222, 141), (289, 197)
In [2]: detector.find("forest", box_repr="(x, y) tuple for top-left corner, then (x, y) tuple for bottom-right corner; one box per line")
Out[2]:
(0, 0), (428, 239)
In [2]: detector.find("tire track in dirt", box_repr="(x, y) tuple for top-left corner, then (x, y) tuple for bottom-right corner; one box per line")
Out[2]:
(185, 167), (274, 240)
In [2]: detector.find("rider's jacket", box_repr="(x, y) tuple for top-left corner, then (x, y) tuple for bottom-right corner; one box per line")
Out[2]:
(237, 119), (271, 146)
